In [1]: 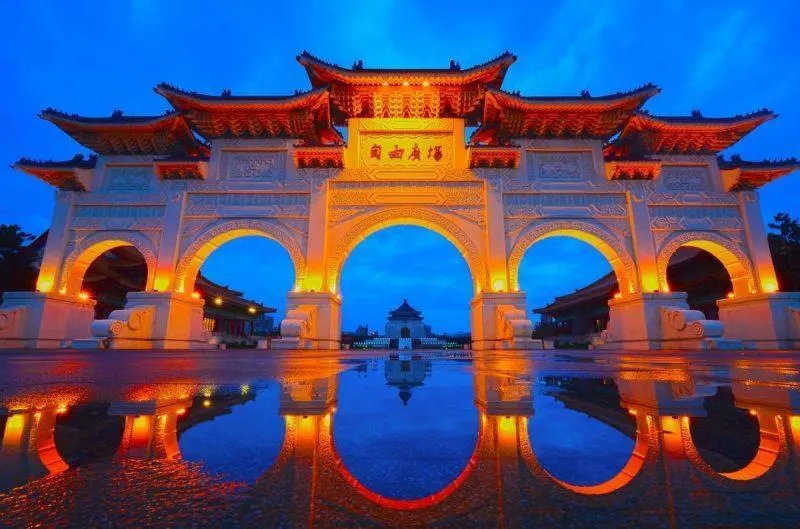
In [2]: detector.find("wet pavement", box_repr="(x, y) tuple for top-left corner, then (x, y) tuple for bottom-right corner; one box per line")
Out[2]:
(1, 348), (799, 527)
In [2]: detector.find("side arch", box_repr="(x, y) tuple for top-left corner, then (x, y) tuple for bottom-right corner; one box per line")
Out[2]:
(174, 219), (306, 294)
(520, 412), (658, 498)
(59, 231), (157, 294)
(507, 220), (639, 295)
(656, 231), (757, 296)
(681, 414), (789, 489)
(326, 207), (487, 293)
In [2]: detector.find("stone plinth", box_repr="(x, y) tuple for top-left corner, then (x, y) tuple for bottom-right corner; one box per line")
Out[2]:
(0, 292), (95, 349)
(471, 292), (540, 350)
(717, 292), (800, 349)
(600, 292), (738, 351)
(273, 291), (341, 350)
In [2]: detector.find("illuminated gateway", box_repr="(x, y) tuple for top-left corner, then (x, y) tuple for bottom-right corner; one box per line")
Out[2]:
(3, 52), (799, 351)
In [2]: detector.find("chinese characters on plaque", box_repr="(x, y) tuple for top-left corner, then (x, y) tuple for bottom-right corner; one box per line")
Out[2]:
(370, 142), (444, 162)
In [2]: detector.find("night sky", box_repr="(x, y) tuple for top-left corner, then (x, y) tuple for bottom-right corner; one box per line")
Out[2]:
(2, 1), (798, 333)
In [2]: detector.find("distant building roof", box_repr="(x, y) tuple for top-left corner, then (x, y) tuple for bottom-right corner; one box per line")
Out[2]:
(388, 299), (423, 320)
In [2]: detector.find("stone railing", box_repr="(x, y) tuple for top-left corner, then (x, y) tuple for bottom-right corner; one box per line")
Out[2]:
(74, 305), (156, 349)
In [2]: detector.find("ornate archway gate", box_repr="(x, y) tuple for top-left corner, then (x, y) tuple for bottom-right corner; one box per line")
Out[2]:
(2, 53), (799, 350)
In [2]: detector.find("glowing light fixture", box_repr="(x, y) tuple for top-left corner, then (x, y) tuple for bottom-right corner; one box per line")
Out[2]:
(727, 292), (735, 299)
(248, 306), (256, 314)
(77, 292), (90, 301)
(36, 279), (53, 293)
(214, 297), (222, 306)
(381, 81), (389, 87)
(190, 292), (201, 300)
(56, 405), (68, 414)
(422, 81), (430, 87)
(402, 81), (410, 87)
(203, 399), (211, 408)
(176, 408), (186, 416)
(613, 292), (623, 299)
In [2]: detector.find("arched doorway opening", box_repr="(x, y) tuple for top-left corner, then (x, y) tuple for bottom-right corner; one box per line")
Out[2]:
(81, 247), (148, 319)
(665, 247), (733, 319)
(517, 236), (617, 348)
(656, 233), (757, 298)
(337, 226), (473, 349)
(332, 358), (479, 500)
(526, 377), (640, 491)
(193, 236), (295, 347)
(687, 387), (765, 478)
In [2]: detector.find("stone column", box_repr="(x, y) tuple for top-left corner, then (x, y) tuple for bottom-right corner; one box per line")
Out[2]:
(37, 190), (77, 294)
(625, 183), (660, 293)
(716, 191), (800, 349)
(152, 184), (188, 292)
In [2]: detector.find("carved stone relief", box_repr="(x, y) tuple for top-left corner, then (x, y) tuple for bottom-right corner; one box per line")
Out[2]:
(103, 166), (152, 192)
(504, 193), (627, 218)
(661, 165), (710, 191)
(185, 193), (309, 217)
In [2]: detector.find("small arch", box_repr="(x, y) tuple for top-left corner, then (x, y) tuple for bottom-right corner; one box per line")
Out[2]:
(174, 219), (306, 294)
(59, 231), (157, 295)
(508, 221), (639, 295)
(520, 412), (655, 496)
(327, 208), (486, 293)
(656, 232), (756, 296)
(682, 413), (788, 486)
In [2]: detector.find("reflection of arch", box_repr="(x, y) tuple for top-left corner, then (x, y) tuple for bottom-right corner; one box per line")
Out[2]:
(508, 220), (639, 295)
(521, 412), (656, 497)
(59, 231), (157, 294)
(656, 232), (756, 296)
(327, 413), (482, 510)
(682, 414), (788, 487)
(327, 207), (486, 293)
(174, 219), (306, 293)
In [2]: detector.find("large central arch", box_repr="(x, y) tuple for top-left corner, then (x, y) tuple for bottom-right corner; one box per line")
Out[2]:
(174, 219), (306, 294)
(507, 220), (639, 296)
(326, 207), (487, 294)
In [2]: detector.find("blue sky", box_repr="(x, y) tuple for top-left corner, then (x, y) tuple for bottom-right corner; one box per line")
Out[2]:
(2, 1), (798, 332)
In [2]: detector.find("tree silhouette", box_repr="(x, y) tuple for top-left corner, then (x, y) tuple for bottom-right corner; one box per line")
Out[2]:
(768, 213), (800, 291)
(0, 224), (39, 298)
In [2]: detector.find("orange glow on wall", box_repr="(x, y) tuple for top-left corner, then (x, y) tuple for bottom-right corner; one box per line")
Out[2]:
(153, 275), (170, 292)
(642, 275), (659, 293)
(762, 280), (778, 293)
(36, 277), (53, 293)
(190, 292), (201, 299)
(2, 414), (26, 448)
(77, 291), (90, 301)
(492, 279), (505, 292)
(727, 292), (735, 299)
(613, 292), (623, 299)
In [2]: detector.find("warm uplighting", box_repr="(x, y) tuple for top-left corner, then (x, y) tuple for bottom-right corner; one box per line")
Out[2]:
(153, 276), (170, 292)
(203, 399), (211, 408)
(36, 278), (53, 293)
(628, 409), (638, 416)
(248, 306), (256, 314)
(176, 408), (186, 416)
(613, 292), (623, 299)
(190, 291), (201, 299)
(77, 291), (90, 301)
(56, 405), (68, 414)
(492, 279), (505, 292)
(214, 297), (223, 306)
(749, 409), (758, 416)
(663, 285), (670, 293)
(402, 80), (410, 87)
(727, 292), (735, 299)
(422, 80), (430, 87)
(763, 281), (778, 293)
